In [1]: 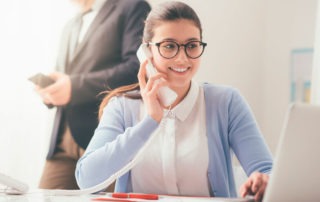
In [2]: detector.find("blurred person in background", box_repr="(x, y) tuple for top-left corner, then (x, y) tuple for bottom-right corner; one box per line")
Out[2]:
(33, 0), (150, 190)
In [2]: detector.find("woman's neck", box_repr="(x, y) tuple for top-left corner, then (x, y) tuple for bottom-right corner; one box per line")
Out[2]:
(167, 82), (192, 109)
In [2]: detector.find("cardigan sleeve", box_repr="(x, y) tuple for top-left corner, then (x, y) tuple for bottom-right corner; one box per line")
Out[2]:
(227, 89), (273, 176)
(75, 96), (158, 189)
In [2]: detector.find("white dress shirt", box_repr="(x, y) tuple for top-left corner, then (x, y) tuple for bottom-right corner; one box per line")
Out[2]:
(132, 81), (211, 196)
(77, 0), (107, 44)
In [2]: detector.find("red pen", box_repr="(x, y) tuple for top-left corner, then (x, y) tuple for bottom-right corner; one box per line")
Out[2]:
(92, 192), (159, 201)
(92, 198), (135, 202)
(112, 192), (159, 200)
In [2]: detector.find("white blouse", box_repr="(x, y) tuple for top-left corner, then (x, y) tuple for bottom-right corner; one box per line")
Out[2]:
(131, 81), (210, 196)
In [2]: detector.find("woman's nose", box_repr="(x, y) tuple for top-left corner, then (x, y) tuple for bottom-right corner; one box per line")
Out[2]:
(175, 46), (188, 61)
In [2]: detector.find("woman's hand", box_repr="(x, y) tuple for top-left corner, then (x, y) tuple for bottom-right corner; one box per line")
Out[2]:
(239, 172), (269, 201)
(138, 60), (168, 122)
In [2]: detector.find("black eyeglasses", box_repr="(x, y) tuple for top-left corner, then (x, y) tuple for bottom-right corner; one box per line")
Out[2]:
(147, 40), (207, 59)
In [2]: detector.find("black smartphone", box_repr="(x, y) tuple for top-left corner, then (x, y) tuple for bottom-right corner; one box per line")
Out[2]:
(28, 73), (55, 109)
(28, 73), (55, 88)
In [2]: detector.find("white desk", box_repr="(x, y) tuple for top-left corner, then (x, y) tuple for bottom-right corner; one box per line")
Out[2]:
(0, 191), (253, 202)
(0, 193), (95, 202)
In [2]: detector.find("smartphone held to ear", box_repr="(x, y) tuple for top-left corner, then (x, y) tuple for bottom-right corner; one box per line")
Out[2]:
(137, 44), (177, 107)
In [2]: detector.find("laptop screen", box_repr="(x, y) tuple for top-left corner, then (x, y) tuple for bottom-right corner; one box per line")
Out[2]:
(263, 103), (320, 201)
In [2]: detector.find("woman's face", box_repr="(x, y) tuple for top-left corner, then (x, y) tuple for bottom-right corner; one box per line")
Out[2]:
(150, 19), (202, 93)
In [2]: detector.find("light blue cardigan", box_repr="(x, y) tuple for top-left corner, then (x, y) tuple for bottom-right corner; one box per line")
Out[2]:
(75, 83), (273, 197)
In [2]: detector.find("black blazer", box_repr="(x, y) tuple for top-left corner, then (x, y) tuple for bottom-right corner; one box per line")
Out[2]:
(47, 0), (150, 158)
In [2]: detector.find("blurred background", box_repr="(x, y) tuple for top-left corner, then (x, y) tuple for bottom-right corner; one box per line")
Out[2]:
(0, 0), (319, 189)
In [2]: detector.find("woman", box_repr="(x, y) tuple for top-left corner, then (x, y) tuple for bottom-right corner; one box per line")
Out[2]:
(75, 1), (272, 201)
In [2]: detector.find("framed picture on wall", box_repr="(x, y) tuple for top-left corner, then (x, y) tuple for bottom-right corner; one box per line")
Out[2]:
(290, 48), (313, 103)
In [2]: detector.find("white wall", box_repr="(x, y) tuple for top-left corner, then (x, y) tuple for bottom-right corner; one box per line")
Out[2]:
(0, 0), (75, 187)
(148, 0), (318, 153)
(312, 1), (320, 104)
(262, 0), (317, 152)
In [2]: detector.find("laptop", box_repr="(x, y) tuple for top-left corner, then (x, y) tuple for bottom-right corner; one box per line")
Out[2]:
(263, 103), (320, 202)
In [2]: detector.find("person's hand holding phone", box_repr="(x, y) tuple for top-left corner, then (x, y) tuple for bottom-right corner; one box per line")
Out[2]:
(29, 73), (55, 108)
(138, 60), (168, 123)
(32, 72), (72, 107)
(136, 44), (177, 107)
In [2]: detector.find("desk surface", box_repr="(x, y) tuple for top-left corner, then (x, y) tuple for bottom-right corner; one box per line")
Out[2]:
(0, 191), (253, 202)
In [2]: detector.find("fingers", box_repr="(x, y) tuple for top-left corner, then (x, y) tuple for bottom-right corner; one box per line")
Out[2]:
(240, 178), (253, 197)
(138, 60), (168, 93)
(36, 82), (59, 103)
(137, 60), (168, 122)
(35, 73), (71, 106)
(35, 73), (58, 94)
(240, 172), (269, 202)
(251, 174), (262, 193)
(48, 72), (62, 80)
(42, 93), (53, 105)
(253, 174), (268, 201)
(138, 59), (148, 90)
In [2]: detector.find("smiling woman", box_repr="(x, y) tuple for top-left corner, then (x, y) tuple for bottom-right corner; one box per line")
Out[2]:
(75, 2), (273, 201)
(0, 0), (75, 187)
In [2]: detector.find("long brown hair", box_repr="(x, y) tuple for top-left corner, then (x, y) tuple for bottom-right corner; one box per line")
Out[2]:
(98, 1), (202, 119)
(98, 83), (140, 119)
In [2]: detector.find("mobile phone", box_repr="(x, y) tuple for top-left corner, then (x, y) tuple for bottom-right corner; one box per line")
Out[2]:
(28, 73), (55, 108)
(28, 73), (55, 88)
(136, 44), (177, 107)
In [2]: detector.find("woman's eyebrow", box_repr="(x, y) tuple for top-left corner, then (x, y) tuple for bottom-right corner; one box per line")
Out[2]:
(159, 37), (201, 42)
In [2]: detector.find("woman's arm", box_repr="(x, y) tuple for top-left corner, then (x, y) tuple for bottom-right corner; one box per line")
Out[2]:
(228, 89), (273, 175)
(75, 97), (158, 189)
(227, 89), (272, 200)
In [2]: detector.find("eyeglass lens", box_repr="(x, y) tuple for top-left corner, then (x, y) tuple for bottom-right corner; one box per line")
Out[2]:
(158, 41), (205, 59)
